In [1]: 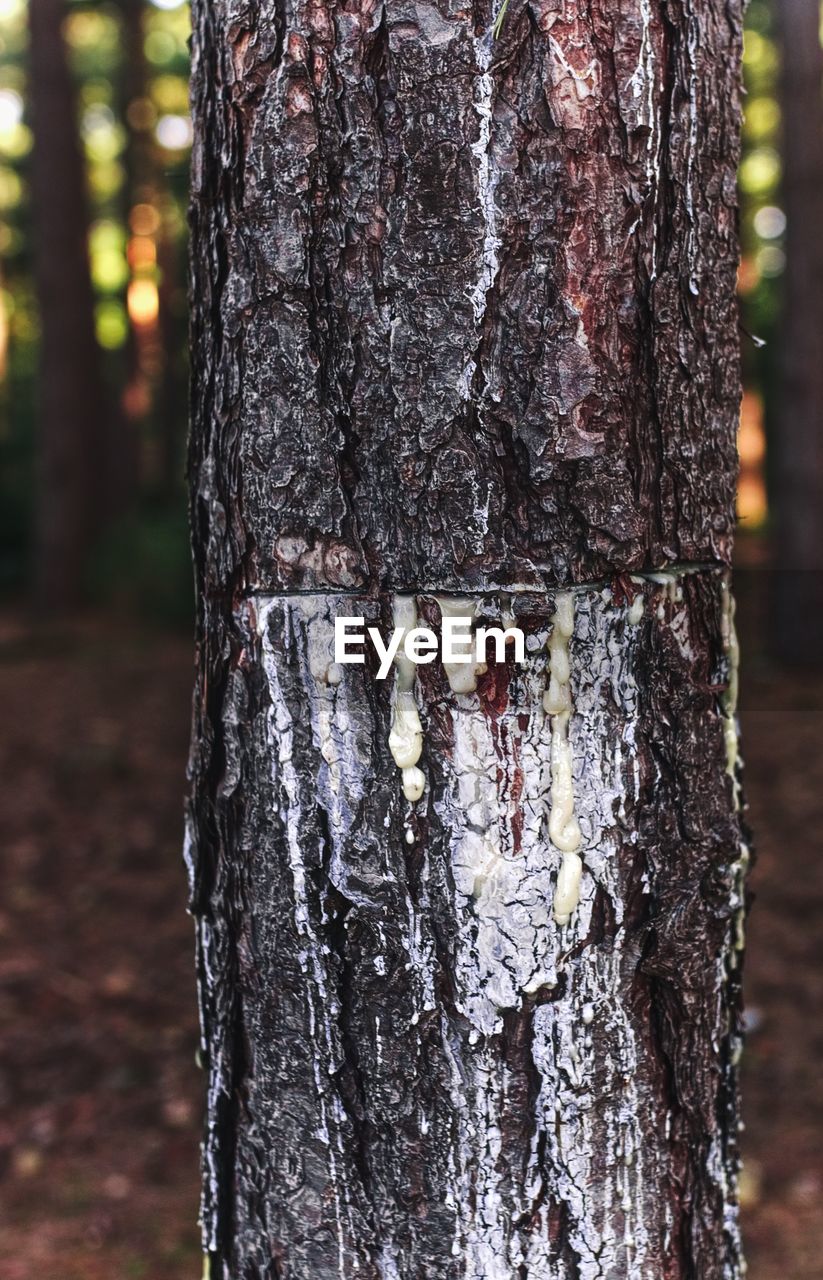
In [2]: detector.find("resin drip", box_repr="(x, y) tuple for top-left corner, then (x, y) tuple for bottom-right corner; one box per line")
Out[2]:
(544, 593), (583, 927)
(721, 579), (748, 962)
(388, 596), (426, 804)
(721, 582), (741, 809)
(436, 597), (487, 694)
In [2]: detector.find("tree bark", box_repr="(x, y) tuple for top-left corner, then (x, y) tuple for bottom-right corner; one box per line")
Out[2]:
(773, 0), (823, 664)
(29, 0), (106, 607)
(187, 2), (746, 1276)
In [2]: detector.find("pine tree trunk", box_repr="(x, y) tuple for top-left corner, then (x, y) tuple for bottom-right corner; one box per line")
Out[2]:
(773, 0), (823, 663)
(29, 0), (106, 607)
(187, 3), (746, 1276)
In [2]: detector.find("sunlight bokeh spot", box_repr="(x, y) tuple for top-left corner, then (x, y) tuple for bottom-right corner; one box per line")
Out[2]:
(128, 279), (160, 328)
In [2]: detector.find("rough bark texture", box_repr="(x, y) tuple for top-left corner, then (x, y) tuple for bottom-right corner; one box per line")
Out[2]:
(188, 0), (741, 597)
(29, 0), (106, 607)
(773, 0), (823, 663)
(187, 2), (745, 1276)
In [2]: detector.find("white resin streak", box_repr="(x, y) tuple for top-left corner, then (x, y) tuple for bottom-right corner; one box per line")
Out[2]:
(388, 599), (427, 799)
(256, 597), (439, 1275)
(246, 584), (739, 1278)
(469, 33), (500, 325)
(431, 590), (669, 1276)
(545, 593), (584, 925)
(685, 8), (701, 292)
(637, 0), (663, 276)
(721, 580), (749, 974)
(437, 591), (640, 1038)
(258, 599), (352, 1274)
(459, 31), (501, 399)
(260, 596), (439, 1005)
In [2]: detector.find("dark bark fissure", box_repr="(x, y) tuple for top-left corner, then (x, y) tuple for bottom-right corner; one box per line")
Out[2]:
(29, 0), (108, 606)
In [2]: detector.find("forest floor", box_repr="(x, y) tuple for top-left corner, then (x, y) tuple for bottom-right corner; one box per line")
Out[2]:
(0, 584), (820, 1279)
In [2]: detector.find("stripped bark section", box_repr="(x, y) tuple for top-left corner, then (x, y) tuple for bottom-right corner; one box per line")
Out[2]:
(186, 574), (745, 1277)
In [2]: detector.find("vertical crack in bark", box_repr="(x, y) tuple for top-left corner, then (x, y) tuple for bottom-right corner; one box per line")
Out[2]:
(322, 873), (380, 1234)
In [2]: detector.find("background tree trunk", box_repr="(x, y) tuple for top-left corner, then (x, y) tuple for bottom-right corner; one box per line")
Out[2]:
(108, 0), (149, 518)
(29, 0), (106, 607)
(773, 0), (823, 664)
(157, 222), (187, 497)
(187, 2), (746, 1276)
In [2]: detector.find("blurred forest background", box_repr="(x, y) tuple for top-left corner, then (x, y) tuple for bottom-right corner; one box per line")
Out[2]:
(0, 0), (190, 620)
(0, 1), (821, 1277)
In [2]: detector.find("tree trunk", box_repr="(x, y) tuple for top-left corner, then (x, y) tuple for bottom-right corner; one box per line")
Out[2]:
(157, 222), (187, 497)
(187, 2), (746, 1276)
(29, 0), (106, 607)
(109, 0), (148, 517)
(773, 0), (823, 664)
